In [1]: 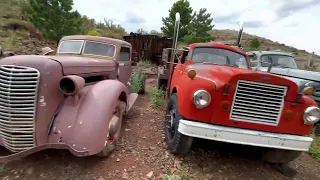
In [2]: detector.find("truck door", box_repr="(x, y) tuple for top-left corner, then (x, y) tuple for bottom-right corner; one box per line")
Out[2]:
(118, 46), (132, 87)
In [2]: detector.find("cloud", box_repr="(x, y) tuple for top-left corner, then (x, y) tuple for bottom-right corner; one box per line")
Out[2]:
(125, 12), (146, 24)
(275, 0), (320, 21)
(73, 0), (320, 54)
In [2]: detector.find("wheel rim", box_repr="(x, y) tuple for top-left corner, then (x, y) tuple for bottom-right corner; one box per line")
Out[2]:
(166, 104), (176, 139)
(107, 104), (122, 145)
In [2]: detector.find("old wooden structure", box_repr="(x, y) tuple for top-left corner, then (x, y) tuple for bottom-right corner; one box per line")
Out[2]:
(123, 33), (172, 64)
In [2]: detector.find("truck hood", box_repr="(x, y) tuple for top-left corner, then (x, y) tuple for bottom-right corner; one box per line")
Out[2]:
(47, 55), (117, 75)
(189, 64), (300, 99)
(260, 67), (320, 82)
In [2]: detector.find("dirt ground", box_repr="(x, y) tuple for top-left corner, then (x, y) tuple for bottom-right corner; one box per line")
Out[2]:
(0, 75), (320, 180)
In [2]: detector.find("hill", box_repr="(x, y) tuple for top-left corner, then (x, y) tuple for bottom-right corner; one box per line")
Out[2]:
(0, 0), (318, 70)
(211, 29), (320, 69)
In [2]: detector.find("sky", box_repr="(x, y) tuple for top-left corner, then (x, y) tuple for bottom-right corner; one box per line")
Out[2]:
(73, 0), (320, 55)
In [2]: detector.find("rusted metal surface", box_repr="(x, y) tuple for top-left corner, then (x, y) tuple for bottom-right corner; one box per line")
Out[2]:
(123, 33), (172, 63)
(0, 35), (138, 162)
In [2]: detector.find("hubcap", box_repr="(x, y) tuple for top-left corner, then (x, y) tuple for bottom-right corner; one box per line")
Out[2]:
(166, 105), (176, 139)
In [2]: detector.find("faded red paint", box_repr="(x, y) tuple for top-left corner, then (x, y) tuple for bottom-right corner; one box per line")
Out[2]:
(170, 43), (315, 136)
(0, 35), (138, 163)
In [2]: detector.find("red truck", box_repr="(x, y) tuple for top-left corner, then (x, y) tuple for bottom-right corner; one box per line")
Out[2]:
(158, 16), (320, 164)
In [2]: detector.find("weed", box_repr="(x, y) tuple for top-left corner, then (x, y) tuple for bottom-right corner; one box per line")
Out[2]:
(149, 88), (165, 109)
(2, 36), (19, 50)
(137, 60), (152, 69)
(162, 174), (189, 180)
(310, 129), (320, 159)
(0, 166), (4, 173)
(131, 72), (146, 94)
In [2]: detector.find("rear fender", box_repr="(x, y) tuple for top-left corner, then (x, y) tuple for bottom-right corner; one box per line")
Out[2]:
(48, 80), (136, 155)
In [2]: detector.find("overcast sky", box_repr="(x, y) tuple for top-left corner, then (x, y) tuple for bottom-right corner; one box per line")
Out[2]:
(74, 0), (320, 55)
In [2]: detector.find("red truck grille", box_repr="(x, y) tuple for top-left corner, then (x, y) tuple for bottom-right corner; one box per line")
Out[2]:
(230, 80), (287, 126)
(0, 65), (39, 152)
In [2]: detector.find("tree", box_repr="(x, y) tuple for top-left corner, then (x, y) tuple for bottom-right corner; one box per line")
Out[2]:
(23, 0), (83, 43)
(161, 0), (194, 41)
(81, 15), (96, 34)
(183, 8), (214, 44)
(149, 30), (164, 36)
(250, 38), (261, 50)
(136, 28), (148, 34)
(97, 19), (127, 39)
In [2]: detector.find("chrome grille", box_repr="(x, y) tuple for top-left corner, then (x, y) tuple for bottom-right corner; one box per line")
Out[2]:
(0, 65), (39, 152)
(230, 80), (287, 126)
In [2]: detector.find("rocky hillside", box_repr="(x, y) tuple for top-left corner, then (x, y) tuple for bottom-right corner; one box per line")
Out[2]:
(211, 29), (320, 69)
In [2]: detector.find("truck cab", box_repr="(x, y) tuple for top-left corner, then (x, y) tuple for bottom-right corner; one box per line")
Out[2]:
(0, 35), (138, 163)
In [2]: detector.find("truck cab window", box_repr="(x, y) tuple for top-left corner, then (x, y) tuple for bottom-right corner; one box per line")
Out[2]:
(120, 47), (130, 61)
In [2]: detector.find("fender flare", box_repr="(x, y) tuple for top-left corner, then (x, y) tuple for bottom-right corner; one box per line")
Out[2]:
(49, 80), (131, 156)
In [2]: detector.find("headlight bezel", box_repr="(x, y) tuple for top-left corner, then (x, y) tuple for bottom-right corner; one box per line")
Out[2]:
(304, 106), (320, 125)
(193, 89), (211, 109)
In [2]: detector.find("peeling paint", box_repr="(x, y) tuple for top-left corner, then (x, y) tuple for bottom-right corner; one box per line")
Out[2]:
(39, 96), (46, 107)
(68, 126), (72, 128)
(79, 121), (82, 124)
(58, 130), (61, 134)
(73, 144), (75, 147)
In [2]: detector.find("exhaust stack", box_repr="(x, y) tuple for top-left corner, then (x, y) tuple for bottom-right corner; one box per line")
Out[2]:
(235, 21), (244, 47)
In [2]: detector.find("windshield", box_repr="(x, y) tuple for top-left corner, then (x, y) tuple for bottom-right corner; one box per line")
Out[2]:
(260, 54), (297, 69)
(57, 40), (116, 57)
(58, 40), (83, 54)
(191, 47), (249, 69)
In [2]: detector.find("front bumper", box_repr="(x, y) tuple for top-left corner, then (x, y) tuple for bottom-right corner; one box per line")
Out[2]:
(178, 120), (313, 151)
(0, 143), (89, 163)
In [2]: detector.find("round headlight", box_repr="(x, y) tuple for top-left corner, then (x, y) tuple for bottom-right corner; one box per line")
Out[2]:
(193, 90), (211, 109)
(304, 106), (320, 125)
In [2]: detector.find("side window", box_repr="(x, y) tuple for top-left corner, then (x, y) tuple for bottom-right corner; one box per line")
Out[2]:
(120, 47), (130, 61)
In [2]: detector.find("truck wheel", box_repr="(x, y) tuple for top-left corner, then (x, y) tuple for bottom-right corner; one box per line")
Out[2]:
(164, 93), (193, 155)
(315, 123), (320, 136)
(97, 100), (126, 157)
(262, 149), (302, 164)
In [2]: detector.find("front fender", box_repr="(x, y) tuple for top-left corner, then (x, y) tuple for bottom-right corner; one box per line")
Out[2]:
(171, 74), (216, 123)
(48, 80), (134, 156)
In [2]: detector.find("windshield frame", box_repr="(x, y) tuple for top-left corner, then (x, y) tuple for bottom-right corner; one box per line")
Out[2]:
(57, 40), (117, 58)
(189, 47), (249, 69)
(57, 40), (84, 54)
(260, 54), (298, 69)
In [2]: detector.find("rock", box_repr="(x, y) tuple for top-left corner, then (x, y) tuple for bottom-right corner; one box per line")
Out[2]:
(146, 171), (153, 179)
(149, 146), (155, 150)
(125, 128), (131, 132)
(116, 158), (120, 162)
(174, 160), (182, 170)
(25, 167), (33, 175)
(97, 177), (105, 180)
(122, 172), (129, 179)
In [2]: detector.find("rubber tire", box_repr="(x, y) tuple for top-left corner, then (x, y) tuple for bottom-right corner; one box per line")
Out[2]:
(314, 123), (320, 136)
(164, 93), (193, 155)
(262, 149), (302, 164)
(96, 101), (126, 157)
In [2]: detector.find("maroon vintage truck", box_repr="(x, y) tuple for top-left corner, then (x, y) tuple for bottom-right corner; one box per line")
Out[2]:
(0, 35), (138, 163)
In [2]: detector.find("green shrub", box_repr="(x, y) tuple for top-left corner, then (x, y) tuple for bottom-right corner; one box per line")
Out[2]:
(87, 29), (101, 36)
(149, 88), (165, 109)
(310, 129), (320, 159)
(137, 60), (152, 69)
(131, 72), (146, 94)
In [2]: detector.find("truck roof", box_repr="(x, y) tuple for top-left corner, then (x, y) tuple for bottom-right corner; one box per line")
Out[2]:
(248, 51), (294, 57)
(60, 35), (131, 47)
(189, 42), (247, 56)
